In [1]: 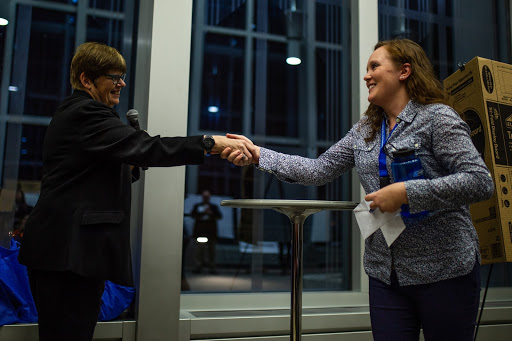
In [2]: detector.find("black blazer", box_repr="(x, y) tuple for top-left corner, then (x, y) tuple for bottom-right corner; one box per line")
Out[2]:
(18, 91), (204, 286)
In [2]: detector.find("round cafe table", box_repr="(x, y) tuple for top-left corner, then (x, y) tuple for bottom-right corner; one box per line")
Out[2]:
(221, 199), (359, 341)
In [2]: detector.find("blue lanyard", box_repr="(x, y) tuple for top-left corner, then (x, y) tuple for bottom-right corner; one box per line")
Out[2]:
(379, 119), (398, 178)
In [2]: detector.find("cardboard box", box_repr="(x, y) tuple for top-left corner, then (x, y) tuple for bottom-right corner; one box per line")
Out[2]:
(444, 56), (512, 264)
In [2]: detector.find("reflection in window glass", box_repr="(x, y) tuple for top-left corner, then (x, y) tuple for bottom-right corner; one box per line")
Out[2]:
(316, 48), (344, 141)
(316, 0), (342, 44)
(192, 157), (243, 197)
(379, 0), (510, 80)
(183, 199), (351, 292)
(33, 0), (78, 5)
(205, 0), (246, 29)
(16, 124), (47, 182)
(2, 123), (46, 245)
(379, 0), (512, 288)
(182, 182), (293, 292)
(0, 26), (5, 81)
(89, 0), (125, 11)
(252, 39), (298, 137)
(316, 1), (349, 143)
(445, 0), (453, 16)
(185, 0), (352, 294)
(11, 6), (75, 117)
(183, 152), (352, 292)
(200, 33), (245, 132)
(253, 0), (286, 35)
(86, 16), (123, 52)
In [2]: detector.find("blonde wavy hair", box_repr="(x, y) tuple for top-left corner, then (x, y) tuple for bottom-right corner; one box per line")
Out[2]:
(363, 38), (452, 142)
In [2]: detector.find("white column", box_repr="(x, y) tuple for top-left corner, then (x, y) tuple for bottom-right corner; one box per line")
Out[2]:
(351, 0), (378, 294)
(135, 0), (193, 340)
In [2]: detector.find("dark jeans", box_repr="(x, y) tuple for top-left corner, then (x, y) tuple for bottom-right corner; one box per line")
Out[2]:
(369, 261), (481, 341)
(28, 269), (105, 341)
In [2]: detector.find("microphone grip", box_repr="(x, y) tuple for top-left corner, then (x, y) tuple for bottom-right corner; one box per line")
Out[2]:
(131, 120), (141, 131)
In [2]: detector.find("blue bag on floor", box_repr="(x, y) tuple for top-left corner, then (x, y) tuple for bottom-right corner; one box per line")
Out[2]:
(0, 238), (134, 324)
(0, 282), (18, 325)
(0, 239), (38, 325)
(98, 280), (135, 321)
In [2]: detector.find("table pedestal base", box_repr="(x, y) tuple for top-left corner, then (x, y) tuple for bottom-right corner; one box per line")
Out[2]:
(221, 200), (358, 341)
(275, 207), (322, 341)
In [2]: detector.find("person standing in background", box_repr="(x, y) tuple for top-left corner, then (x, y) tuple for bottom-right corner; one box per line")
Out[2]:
(18, 42), (250, 341)
(191, 189), (222, 274)
(223, 38), (494, 341)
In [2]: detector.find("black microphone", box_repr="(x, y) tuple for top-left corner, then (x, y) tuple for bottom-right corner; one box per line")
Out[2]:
(126, 109), (148, 170)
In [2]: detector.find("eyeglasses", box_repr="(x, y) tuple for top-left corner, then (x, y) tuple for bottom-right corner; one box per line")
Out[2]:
(103, 73), (126, 85)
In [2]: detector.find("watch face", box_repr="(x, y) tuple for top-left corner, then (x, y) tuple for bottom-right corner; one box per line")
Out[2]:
(203, 135), (214, 151)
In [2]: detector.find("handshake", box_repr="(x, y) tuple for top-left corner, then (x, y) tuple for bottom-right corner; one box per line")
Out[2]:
(211, 133), (259, 167)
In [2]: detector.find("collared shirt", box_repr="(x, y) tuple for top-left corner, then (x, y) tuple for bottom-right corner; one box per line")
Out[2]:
(257, 100), (494, 286)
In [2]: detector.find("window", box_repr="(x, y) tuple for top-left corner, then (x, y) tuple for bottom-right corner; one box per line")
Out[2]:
(183, 0), (354, 293)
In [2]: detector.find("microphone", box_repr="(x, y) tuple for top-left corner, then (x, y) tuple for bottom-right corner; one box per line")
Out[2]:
(126, 109), (141, 130)
(126, 109), (147, 171)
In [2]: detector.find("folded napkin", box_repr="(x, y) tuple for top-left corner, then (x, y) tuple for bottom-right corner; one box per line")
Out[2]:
(353, 200), (406, 246)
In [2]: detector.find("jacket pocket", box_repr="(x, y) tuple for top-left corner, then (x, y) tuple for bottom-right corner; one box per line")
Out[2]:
(353, 139), (378, 175)
(81, 210), (124, 225)
(388, 138), (422, 156)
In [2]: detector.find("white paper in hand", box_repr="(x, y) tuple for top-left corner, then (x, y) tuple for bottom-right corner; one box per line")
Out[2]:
(353, 200), (406, 246)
